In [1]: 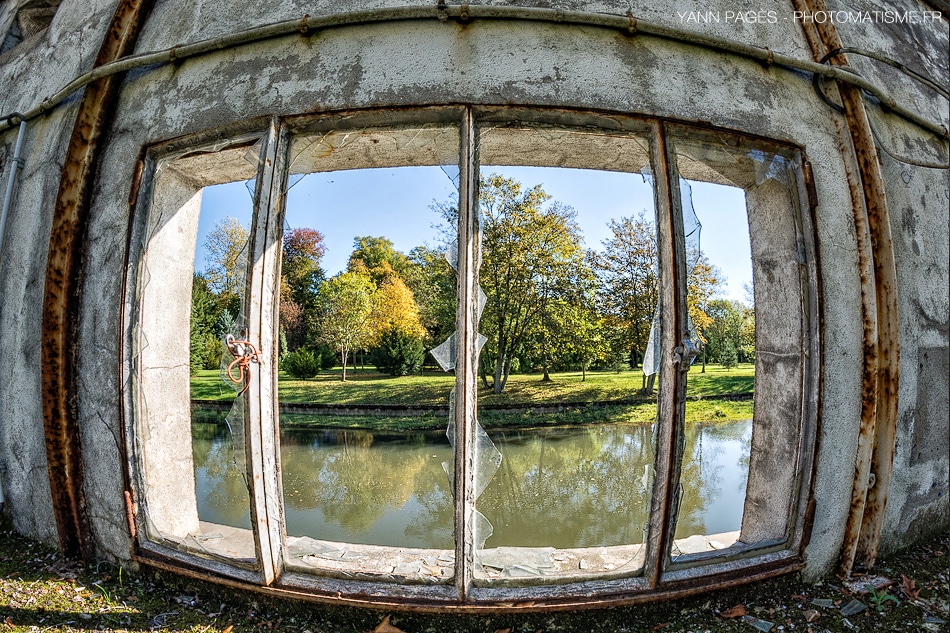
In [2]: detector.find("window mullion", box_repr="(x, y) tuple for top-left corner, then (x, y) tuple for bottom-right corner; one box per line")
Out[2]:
(643, 121), (690, 588)
(453, 107), (479, 600)
(244, 118), (284, 585)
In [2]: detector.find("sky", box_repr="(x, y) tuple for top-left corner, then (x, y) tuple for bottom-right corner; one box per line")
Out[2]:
(196, 166), (753, 303)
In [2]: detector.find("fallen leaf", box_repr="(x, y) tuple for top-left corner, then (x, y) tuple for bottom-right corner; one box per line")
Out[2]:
(719, 604), (748, 618)
(373, 615), (406, 633)
(791, 594), (808, 601)
(492, 629), (511, 633)
(651, 623), (671, 631)
(901, 574), (920, 601)
(221, 626), (233, 633)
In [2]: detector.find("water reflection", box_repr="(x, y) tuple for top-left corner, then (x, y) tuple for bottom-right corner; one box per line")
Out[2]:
(674, 420), (752, 540)
(192, 420), (751, 549)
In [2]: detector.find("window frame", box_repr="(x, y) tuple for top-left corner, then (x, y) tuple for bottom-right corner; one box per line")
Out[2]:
(123, 106), (820, 608)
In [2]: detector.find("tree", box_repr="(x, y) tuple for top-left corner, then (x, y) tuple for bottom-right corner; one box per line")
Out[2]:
(404, 245), (457, 350)
(371, 328), (426, 376)
(203, 216), (249, 307)
(280, 228), (326, 352)
(348, 235), (411, 284)
(478, 175), (587, 393)
(703, 299), (754, 366)
(313, 271), (378, 381)
(190, 274), (223, 373)
(590, 211), (659, 382)
(282, 227), (326, 306)
(686, 254), (722, 372)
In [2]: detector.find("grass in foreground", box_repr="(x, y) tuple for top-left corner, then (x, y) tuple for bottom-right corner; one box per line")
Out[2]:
(0, 527), (945, 632)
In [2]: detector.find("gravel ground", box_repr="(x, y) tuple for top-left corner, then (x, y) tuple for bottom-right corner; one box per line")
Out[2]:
(0, 528), (946, 632)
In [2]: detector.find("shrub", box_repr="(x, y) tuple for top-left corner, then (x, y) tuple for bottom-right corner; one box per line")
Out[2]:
(282, 348), (322, 379)
(372, 328), (425, 376)
(720, 340), (738, 370)
(315, 342), (336, 370)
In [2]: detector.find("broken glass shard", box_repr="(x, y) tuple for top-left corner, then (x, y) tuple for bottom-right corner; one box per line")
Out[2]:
(642, 305), (662, 376)
(840, 599), (867, 617)
(473, 419), (502, 499)
(444, 239), (459, 271)
(431, 333), (456, 372)
(477, 286), (487, 321)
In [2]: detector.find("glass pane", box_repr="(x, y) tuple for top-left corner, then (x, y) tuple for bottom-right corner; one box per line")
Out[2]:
(135, 140), (261, 569)
(278, 125), (460, 582)
(473, 124), (658, 583)
(670, 135), (805, 562)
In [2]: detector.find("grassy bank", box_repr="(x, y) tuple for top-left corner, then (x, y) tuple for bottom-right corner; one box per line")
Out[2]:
(194, 398), (753, 432)
(192, 364), (755, 428)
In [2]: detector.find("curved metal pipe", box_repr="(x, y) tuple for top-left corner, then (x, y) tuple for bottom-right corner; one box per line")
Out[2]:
(0, 114), (27, 275)
(0, 5), (947, 140)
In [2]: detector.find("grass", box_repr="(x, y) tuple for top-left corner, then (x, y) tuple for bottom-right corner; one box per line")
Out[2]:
(194, 364), (752, 401)
(192, 364), (754, 429)
(0, 526), (945, 632)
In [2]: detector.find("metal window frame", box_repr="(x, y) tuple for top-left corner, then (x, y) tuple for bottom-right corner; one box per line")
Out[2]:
(123, 105), (820, 611)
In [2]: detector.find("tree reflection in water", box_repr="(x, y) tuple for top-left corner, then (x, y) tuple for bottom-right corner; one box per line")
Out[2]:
(674, 420), (752, 540)
(191, 420), (752, 549)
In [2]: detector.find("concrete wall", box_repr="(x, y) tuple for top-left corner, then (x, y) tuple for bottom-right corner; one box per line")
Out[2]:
(0, 0), (946, 588)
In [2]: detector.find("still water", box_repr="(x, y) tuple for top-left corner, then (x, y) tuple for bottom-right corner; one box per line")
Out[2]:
(193, 420), (751, 550)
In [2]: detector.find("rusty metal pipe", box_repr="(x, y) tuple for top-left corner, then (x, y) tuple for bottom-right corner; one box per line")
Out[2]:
(790, 0), (902, 577)
(1, 6), (946, 140)
(41, 0), (155, 560)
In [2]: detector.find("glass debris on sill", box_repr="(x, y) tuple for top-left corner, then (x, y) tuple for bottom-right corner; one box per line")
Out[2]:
(287, 536), (454, 581)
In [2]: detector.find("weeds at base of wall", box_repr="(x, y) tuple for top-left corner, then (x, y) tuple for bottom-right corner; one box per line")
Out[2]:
(0, 529), (946, 632)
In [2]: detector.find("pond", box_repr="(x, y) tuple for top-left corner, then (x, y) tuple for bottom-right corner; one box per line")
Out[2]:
(192, 420), (751, 550)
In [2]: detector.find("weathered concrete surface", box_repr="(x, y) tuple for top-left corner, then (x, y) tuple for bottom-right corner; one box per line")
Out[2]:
(0, 0), (944, 594)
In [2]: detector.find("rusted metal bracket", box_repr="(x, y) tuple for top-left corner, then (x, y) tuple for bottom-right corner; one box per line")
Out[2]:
(790, 0), (901, 577)
(41, 0), (155, 560)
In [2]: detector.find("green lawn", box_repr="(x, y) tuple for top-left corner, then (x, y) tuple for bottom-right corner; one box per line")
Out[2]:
(192, 363), (754, 428)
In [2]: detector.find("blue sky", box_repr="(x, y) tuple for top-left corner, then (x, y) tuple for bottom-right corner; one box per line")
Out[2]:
(196, 166), (752, 302)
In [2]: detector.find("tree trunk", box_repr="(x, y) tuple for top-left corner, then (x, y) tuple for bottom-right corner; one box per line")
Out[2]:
(340, 348), (348, 382)
(701, 347), (707, 373)
(480, 355), (492, 390)
(493, 350), (505, 394)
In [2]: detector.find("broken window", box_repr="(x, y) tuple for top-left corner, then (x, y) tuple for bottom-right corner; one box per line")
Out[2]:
(125, 109), (818, 603)
(277, 121), (460, 583)
(126, 132), (270, 579)
(472, 122), (658, 583)
(664, 127), (818, 573)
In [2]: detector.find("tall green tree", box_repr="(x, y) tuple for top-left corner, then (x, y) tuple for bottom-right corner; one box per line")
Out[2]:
(190, 273), (221, 373)
(478, 175), (587, 393)
(703, 299), (754, 366)
(313, 271), (378, 381)
(590, 211), (659, 374)
(405, 245), (456, 350)
(348, 235), (411, 285)
(282, 227), (326, 306)
(280, 227), (326, 350)
(203, 216), (249, 311)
